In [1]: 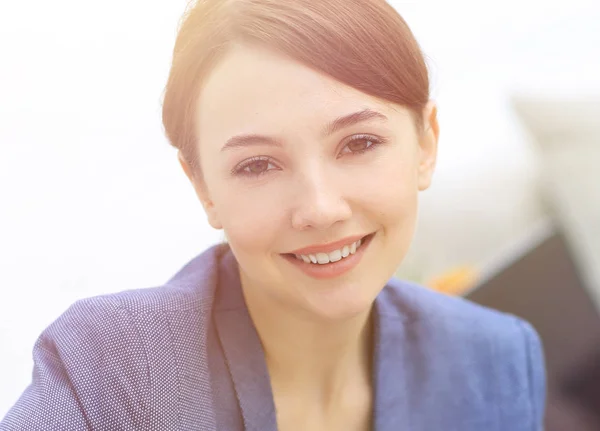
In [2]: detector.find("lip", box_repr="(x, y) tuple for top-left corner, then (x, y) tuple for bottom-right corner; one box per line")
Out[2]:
(287, 234), (367, 256)
(281, 232), (375, 280)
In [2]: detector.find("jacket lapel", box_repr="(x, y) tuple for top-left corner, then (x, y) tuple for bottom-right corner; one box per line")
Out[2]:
(213, 250), (278, 431)
(372, 288), (412, 431)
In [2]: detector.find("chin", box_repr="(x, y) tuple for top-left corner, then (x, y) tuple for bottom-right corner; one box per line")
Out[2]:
(300, 279), (379, 322)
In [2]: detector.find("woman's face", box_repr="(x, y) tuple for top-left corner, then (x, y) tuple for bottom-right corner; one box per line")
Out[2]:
(184, 43), (438, 320)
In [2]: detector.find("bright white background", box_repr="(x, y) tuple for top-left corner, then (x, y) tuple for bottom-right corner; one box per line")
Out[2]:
(1, 0), (599, 417)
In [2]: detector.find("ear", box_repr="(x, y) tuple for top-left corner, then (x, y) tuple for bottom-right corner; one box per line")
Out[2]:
(177, 151), (223, 230)
(417, 101), (440, 192)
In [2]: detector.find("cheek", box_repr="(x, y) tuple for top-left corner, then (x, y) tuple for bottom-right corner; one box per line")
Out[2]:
(370, 183), (418, 244)
(357, 149), (420, 222)
(356, 150), (420, 270)
(216, 185), (286, 256)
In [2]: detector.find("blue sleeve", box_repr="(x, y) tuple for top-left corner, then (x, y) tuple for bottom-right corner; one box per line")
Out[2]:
(517, 319), (547, 431)
(0, 297), (148, 430)
(0, 330), (90, 430)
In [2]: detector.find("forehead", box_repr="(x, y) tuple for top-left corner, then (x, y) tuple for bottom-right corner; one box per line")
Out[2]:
(194, 43), (410, 146)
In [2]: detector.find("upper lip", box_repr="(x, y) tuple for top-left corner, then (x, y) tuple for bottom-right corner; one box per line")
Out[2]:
(287, 234), (369, 255)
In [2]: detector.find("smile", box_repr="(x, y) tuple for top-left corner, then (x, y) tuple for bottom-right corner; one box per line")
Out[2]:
(294, 237), (364, 264)
(282, 233), (375, 279)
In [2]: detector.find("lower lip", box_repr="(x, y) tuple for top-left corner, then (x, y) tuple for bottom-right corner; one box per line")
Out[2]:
(281, 233), (375, 280)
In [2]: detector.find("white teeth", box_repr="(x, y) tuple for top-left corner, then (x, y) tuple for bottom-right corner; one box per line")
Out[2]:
(342, 245), (350, 258)
(329, 249), (342, 262)
(295, 237), (367, 264)
(316, 253), (329, 264)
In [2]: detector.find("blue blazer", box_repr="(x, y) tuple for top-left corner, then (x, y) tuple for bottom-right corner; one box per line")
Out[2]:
(1, 244), (546, 430)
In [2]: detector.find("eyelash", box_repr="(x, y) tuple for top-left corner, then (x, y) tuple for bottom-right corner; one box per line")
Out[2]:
(232, 134), (386, 178)
(231, 156), (278, 178)
(338, 134), (386, 157)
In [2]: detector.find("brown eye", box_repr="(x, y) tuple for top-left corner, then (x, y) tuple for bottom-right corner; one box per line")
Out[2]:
(233, 156), (279, 177)
(246, 159), (270, 174)
(347, 138), (373, 152)
(340, 134), (382, 156)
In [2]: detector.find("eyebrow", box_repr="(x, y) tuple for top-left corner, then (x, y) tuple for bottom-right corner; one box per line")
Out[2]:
(323, 109), (388, 137)
(221, 134), (282, 152)
(220, 108), (388, 152)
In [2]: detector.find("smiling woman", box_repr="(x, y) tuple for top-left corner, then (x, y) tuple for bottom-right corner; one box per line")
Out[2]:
(0, 1), (546, 430)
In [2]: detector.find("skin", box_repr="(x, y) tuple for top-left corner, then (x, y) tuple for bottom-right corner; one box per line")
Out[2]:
(179, 43), (439, 430)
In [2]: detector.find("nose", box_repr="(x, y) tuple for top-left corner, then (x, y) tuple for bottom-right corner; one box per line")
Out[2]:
(290, 169), (352, 231)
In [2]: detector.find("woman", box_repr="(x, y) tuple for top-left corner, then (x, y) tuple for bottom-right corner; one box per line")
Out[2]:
(1, 0), (546, 430)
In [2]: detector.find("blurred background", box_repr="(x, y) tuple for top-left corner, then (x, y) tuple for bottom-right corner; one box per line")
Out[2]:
(1, 0), (599, 428)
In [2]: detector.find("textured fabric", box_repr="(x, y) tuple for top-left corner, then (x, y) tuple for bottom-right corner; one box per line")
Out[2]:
(1, 244), (546, 430)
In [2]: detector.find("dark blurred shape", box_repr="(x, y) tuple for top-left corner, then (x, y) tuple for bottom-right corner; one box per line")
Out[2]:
(465, 228), (600, 431)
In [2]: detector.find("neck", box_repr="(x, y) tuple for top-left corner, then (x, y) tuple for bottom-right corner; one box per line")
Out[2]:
(241, 278), (375, 403)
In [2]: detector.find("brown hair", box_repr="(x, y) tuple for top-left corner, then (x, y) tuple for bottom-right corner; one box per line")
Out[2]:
(162, 0), (430, 169)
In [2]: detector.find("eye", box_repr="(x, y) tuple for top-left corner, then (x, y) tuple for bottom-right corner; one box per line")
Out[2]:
(233, 156), (280, 177)
(339, 134), (384, 157)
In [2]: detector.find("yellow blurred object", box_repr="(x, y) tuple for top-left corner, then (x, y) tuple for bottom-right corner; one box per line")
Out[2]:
(426, 266), (479, 296)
